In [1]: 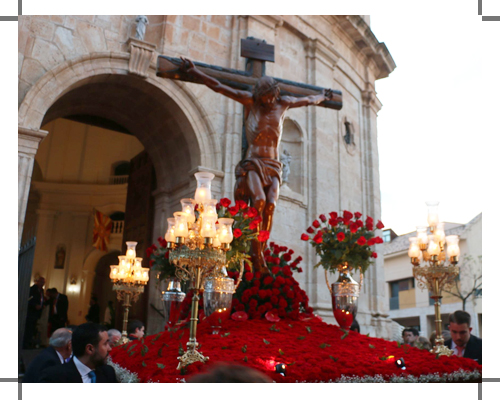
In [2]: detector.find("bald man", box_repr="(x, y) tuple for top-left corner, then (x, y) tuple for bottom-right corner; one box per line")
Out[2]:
(23, 328), (72, 383)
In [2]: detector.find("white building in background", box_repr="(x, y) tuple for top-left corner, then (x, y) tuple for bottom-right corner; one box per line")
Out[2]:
(383, 213), (482, 339)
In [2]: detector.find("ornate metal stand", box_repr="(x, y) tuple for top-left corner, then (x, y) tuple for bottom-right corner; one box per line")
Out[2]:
(412, 259), (459, 356)
(113, 284), (144, 345)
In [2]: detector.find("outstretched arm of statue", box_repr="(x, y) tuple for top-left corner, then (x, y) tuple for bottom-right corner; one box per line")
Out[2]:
(180, 57), (253, 105)
(282, 88), (334, 109)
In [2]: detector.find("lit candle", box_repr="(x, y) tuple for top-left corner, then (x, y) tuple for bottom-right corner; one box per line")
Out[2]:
(434, 222), (446, 244)
(125, 241), (137, 259)
(426, 201), (440, 228)
(200, 215), (217, 238)
(109, 266), (119, 281)
(174, 212), (189, 238)
(165, 217), (176, 242)
(416, 226), (428, 246)
(213, 228), (221, 248)
(408, 238), (421, 258)
(202, 199), (218, 218)
(181, 199), (196, 224)
(194, 172), (215, 203)
(446, 235), (460, 258)
(217, 218), (234, 243)
(427, 235), (440, 256)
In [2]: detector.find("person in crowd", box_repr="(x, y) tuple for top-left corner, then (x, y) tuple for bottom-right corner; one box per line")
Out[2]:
(402, 327), (419, 347)
(187, 362), (272, 383)
(47, 288), (69, 334)
(103, 301), (115, 329)
(445, 310), (482, 364)
(40, 323), (117, 383)
(85, 296), (100, 324)
(66, 325), (78, 333)
(350, 318), (360, 333)
(429, 329), (451, 347)
(107, 329), (122, 347)
(23, 328), (72, 383)
(23, 277), (46, 349)
(127, 320), (145, 341)
(415, 336), (432, 350)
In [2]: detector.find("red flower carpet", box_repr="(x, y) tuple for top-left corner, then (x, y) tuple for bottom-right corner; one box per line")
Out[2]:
(109, 315), (481, 383)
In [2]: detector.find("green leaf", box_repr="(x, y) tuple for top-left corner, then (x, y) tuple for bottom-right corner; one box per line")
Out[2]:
(366, 333), (370, 337)
(379, 356), (388, 361)
(369, 344), (375, 349)
(243, 356), (248, 362)
(128, 343), (137, 352)
(297, 336), (305, 340)
(341, 331), (349, 340)
(151, 333), (162, 343)
(178, 343), (184, 356)
(221, 332), (231, 337)
(278, 348), (285, 355)
(287, 361), (296, 366)
(157, 363), (165, 369)
(241, 345), (247, 353)
(329, 355), (338, 362)
(263, 339), (270, 345)
(142, 361), (147, 367)
(141, 345), (149, 357)
(288, 324), (294, 328)
(306, 326), (312, 333)
(128, 351), (135, 356)
(320, 343), (331, 349)
(222, 346), (228, 349)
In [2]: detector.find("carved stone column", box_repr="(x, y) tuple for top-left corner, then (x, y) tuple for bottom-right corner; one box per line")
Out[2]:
(127, 37), (157, 78)
(18, 126), (48, 247)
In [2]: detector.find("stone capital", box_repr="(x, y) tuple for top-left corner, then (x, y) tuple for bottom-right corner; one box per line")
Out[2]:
(19, 126), (49, 156)
(127, 37), (157, 78)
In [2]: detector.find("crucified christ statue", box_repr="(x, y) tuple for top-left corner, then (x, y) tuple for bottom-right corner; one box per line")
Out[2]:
(180, 57), (334, 273)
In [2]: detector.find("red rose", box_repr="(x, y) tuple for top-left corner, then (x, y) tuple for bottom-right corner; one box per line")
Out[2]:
(270, 296), (279, 305)
(265, 310), (280, 322)
(258, 230), (270, 242)
(244, 272), (254, 281)
(296, 256), (303, 262)
(249, 220), (259, 230)
(297, 267), (303, 273)
(371, 252), (378, 258)
(235, 200), (248, 210)
(231, 311), (248, 321)
(313, 235), (323, 244)
(233, 228), (242, 238)
(328, 218), (338, 227)
(264, 275), (274, 285)
(337, 232), (345, 241)
(366, 216), (373, 224)
(288, 249), (294, 255)
(356, 219), (364, 228)
(354, 212), (362, 219)
(306, 227), (315, 234)
(343, 210), (353, 220)
(350, 224), (359, 234)
(220, 198), (231, 208)
(357, 236), (367, 246)
(376, 220), (385, 229)
(374, 236), (384, 244)
(258, 289), (268, 299)
(366, 222), (374, 231)
(228, 206), (239, 216)
(274, 257), (281, 265)
(301, 234), (310, 241)
(329, 211), (338, 219)
(312, 220), (320, 228)
(319, 214), (327, 222)
(246, 207), (258, 218)
(367, 238), (375, 246)
(283, 253), (292, 262)
(278, 298), (288, 308)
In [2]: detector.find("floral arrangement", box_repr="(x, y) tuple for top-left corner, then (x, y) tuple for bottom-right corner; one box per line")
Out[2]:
(301, 210), (384, 274)
(109, 316), (481, 383)
(229, 242), (313, 320)
(216, 198), (269, 271)
(146, 237), (177, 281)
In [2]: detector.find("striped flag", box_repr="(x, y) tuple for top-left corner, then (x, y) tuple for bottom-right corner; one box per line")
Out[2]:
(93, 210), (112, 252)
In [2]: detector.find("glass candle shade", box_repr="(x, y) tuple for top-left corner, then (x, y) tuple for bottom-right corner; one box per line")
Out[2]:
(202, 199), (218, 219)
(217, 218), (234, 244)
(425, 201), (440, 228)
(109, 265), (119, 281)
(194, 172), (215, 203)
(173, 212), (189, 238)
(213, 227), (221, 248)
(434, 222), (446, 244)
(200, 215), (217, 238)
(408, 237), (421, 258)
(140, 268), (150, 283)
(118, 256), (131, 271)
(446, 235), (460, 258)
(165, 218), (176, 242)
(125, 241), (137, 259)
(427, 235), (440, 256)
(180, 198), (196, 224)
(416, 226), (428, 246)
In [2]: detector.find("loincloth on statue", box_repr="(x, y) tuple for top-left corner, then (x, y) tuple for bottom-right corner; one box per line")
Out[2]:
(235, 158), (283, 188)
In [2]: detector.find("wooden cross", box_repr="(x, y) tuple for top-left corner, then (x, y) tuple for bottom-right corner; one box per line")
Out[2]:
(156, 37), (343, 110)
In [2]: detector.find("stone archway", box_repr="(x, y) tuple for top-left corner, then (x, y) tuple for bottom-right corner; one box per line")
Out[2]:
(18, 52), (224, 332)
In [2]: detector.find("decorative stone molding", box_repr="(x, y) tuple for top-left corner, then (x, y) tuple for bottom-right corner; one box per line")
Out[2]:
(304, 38), (340, 70)
(127, 37), (157, 78)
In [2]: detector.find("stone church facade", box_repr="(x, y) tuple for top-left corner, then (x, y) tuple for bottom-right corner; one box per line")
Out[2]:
(18, 15), (396, 338)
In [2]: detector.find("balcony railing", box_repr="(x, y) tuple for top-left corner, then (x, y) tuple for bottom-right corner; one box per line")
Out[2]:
(109, 175), (129, 185)
(111, 220), (124, 234)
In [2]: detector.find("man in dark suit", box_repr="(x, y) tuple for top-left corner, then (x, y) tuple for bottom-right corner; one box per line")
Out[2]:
(23, 277), (46, 349)
(445, 310), (482, 365)
(23, 328), (72, 382)
(47, 288), (69, 333)
(40, 323), (118, 383)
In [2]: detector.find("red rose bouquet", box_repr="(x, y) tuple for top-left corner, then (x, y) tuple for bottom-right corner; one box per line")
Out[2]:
(301, 211), (384, 274)
(146, 237), (177, 281)
(229, 242), (312, 320)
